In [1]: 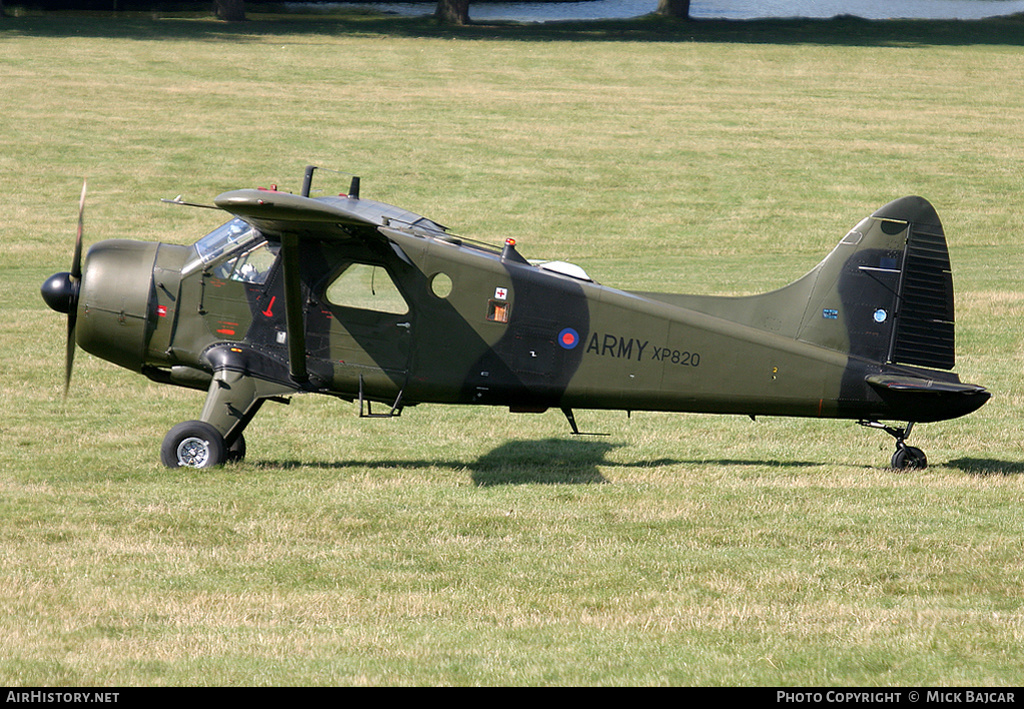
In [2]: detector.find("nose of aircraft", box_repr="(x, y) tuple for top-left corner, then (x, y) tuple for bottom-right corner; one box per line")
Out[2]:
(74, 239), (159, 373)
(41, 239), (159, 379)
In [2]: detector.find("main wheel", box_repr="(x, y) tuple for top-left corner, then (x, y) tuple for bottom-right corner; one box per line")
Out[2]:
(161, 421), (226, 469)
(891, 445), (927, 471)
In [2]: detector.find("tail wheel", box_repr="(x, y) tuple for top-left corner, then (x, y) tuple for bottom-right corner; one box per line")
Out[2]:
(859, 421), (928, 471)
(891, 445), (927, 471)
(161, 421), (226, 469)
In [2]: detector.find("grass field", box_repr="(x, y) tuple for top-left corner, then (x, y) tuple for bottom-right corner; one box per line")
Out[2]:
(2, 10), (1023, 686)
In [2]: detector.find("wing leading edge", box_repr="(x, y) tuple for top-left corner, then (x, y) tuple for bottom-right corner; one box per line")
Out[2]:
(214, 189), (449, 242)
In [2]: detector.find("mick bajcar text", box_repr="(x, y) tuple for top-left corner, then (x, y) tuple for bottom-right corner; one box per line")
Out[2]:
(777, 692), (1015, 704)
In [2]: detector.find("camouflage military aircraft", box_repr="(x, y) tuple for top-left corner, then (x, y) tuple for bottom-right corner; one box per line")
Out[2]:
(41, 167), (989, 470)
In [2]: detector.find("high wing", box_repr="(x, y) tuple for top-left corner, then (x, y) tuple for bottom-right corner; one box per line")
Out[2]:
(214, 189), (449, 241)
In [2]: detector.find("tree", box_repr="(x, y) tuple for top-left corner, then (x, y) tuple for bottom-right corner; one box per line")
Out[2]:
(215, 0), (245, 22)
(657, 0), (691, 19)
(435, 0), (470, 25)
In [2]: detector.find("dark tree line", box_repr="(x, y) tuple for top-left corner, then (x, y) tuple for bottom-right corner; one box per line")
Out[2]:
(2, 0), (690, 22)
(219, 0), (691, 25)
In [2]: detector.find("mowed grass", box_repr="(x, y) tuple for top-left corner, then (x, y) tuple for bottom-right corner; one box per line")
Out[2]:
(2, 11), (1023, 686)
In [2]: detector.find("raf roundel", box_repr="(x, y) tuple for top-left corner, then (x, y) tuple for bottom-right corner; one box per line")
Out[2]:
(558, 327), (580, 350)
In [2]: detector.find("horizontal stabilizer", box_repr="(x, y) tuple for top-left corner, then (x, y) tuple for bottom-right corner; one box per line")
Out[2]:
(866, 374), (989, 422)
(866, 374), (987, 396)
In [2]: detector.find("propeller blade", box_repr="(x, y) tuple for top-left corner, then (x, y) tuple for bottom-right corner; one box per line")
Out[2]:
(71, 179), (86, 280)
(64, 309), (77, 397)
(65, 179), (86, 396)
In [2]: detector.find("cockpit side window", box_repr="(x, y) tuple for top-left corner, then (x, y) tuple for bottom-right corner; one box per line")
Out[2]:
(225, 241), (280, 284)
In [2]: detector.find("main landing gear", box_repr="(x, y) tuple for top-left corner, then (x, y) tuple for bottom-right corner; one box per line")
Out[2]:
(159, 364), (293, 469)
(859, 420), (927, 470)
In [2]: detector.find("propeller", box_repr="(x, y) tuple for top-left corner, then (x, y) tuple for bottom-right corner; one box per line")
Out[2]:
(40, 179), (87, 397)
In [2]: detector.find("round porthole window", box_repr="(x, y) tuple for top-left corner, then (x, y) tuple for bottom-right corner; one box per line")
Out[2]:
(430, 272), (453, 299)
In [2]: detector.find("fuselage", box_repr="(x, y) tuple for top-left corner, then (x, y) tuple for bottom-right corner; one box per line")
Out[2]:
(68, 198), (986, 427)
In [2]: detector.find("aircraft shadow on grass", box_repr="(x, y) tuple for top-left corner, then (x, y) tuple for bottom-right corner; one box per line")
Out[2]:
(253, 435), (828, 487)
(944, 458), (1024, 477)
(470, 437), (617, 486)
(253, 437), (618, 486)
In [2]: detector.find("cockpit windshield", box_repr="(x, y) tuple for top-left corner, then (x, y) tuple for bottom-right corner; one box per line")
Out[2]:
(183, 218), (263, 276)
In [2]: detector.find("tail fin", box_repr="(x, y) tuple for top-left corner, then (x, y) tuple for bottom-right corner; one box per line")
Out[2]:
(646, 196), (958, 370)
(796, 196), (955, 369)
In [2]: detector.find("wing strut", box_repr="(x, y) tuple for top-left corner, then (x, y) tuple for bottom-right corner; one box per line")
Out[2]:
(280, 234), (308, 383)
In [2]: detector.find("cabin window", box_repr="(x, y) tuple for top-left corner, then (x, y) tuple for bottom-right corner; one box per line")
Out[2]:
(430, 272), (453, 299)
(326, 263), (409, 315)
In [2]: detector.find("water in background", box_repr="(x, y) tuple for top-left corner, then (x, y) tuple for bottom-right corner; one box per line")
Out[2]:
(318, 0), (1024, 21)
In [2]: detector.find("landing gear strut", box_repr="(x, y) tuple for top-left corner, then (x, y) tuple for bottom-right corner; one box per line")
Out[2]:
(159, 361), (294, 470)
(859, 420), (927, 470)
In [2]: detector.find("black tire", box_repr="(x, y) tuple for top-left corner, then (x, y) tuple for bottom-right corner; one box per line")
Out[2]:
(891, 446), (927, 471)
(161, 421), (226, 469)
